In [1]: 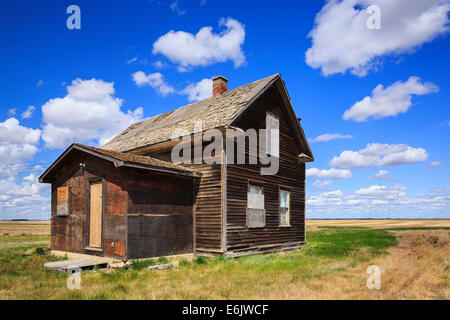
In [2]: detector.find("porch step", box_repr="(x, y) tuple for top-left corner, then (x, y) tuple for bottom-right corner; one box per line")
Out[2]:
(44, 258), (109, 273)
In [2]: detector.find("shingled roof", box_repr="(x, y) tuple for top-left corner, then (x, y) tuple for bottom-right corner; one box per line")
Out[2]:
(40, 73), (313, 183)
(39, 143), (199, 183)
(101, 74), (280, 152)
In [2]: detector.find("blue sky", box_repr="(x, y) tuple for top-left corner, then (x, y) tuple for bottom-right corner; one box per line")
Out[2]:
(0, 0), (449, 219)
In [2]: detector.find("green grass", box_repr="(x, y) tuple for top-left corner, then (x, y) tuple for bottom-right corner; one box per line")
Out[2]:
(193, 256), (209, 265)
(178, 258), (191, 267)
(306, 226), (398, 259)
(130, 259), (155, 270)
(0, 226), (416, 299)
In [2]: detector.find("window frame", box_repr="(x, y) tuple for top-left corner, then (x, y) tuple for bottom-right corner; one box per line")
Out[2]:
(248, 183), (263, 196)
(279, 188), (291, 227)
(265, 111), (279, 157)
(246, 181), (265, 228)
(56, 184), (71, 217)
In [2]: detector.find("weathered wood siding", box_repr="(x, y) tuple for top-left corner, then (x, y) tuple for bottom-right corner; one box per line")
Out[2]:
(225, 86), (306, 255)
(125, 168), (194, 259)
(50, 150), (127, 259)
(145, 147), (223, 253)
(50, 150), (196, 260)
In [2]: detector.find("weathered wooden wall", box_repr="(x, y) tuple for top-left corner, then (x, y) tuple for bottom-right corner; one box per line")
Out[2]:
(48, 80), (308, 259)
(50, 150), (127, 259)
(49, 150), (196, 260)
(125, 168), (194, 259)
(146, 146), (224, 254)
(225, 86), (306, 255)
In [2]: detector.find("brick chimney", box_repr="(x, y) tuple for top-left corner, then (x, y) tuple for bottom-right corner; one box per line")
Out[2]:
(212, 75), (228, 96)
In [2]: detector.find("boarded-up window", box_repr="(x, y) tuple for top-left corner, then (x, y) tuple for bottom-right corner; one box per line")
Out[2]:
(280, 190), (290, 226)
(246, 184), (265, 227)
(56, 186), (69, 216)
(266, 112), (279, 156)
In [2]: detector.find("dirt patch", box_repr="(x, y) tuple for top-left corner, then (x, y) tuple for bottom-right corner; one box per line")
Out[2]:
(279, 229), (449, 299)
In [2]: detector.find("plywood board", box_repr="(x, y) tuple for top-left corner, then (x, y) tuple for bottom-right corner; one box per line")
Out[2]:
(57, 186), (68, 205)
(247, 193), (264, 209)
(89, 182), (103, 248)
(246, 208), (266, 228)
(56, 186), (69, 216)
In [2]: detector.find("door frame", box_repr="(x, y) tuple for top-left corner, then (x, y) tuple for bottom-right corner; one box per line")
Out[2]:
(85, 177), (105, 251)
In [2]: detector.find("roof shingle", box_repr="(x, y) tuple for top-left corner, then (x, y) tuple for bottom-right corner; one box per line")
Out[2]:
(101, 74), (279, 152)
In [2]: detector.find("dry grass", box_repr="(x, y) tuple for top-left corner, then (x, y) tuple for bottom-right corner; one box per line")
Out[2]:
(0, 220), (50, 235)
(277, 229), (449, 299)
(0, 220), (448, 300)
(306, 219), (450, 231)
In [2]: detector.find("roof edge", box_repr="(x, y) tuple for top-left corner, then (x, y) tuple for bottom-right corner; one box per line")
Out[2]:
(226, 73), (314, 161)
(39, 143), (200, 183)
(225, 73), (281, 126)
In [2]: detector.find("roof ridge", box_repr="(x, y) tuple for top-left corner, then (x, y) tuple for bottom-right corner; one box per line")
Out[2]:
(136, 73), (279, 126)
(101, 73), (280, 152)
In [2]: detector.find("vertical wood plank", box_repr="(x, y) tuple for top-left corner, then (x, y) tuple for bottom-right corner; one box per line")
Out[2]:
(89, 182), (102, 247)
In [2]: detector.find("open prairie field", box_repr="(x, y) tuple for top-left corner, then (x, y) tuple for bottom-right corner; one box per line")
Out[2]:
(307, 219), (450, 231)
(0, 220), (448, 300)
(0, 220), (50, 235)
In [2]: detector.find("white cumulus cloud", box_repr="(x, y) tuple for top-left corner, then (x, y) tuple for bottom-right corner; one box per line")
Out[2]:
(309, 133), (353, 143)
(152, 17), (246, 72)
(306, 184), (450, 218)
(42, 78), (143, 149)
(343, 76), (439, 121)
(330, 143), (428, 169)
(132, 71), (175, 96)
(305, 0), (450, 76)
(0, 118), (41, 164)
(179, 78), (212, 102)
(21, 105), (36, 119)
(429, 161), (443, 168)
(306, 167), (353, 179)
(0, 171), (50, 220)
(368, 169), (393, 180)
(312, 180), (333, 187)
(355, 184), (406, 199)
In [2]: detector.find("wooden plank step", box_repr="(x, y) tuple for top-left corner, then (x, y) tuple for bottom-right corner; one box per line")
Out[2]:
(44, 258), (108, 273)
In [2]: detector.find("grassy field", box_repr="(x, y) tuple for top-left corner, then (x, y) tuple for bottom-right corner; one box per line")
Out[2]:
(0, 220), (448, 299)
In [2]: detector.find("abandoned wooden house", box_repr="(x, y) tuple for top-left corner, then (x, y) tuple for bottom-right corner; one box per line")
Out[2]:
(39, 73), (314, 260)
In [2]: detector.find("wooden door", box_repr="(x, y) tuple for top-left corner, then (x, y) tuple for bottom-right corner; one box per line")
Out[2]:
(89, 182), (103, 248)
